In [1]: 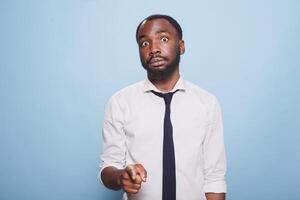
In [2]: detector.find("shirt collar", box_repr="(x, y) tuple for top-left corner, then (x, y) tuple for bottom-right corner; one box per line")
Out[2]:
(143, 76), (186, 93)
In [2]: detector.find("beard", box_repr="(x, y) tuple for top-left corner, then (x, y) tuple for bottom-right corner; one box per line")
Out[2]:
(141, 49), (180, 81)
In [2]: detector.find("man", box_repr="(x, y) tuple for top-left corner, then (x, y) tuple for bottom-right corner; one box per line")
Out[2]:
(99, 14), (227, 200)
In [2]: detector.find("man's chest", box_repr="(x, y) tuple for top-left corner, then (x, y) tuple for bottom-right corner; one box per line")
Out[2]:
(123, 97), (209, 157)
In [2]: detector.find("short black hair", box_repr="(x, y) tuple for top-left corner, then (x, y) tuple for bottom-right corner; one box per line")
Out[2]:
(135, 14), (183, 42)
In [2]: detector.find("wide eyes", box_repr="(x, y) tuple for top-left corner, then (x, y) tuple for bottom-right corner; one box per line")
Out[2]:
(140, 36), (169, 47)
(161, 36), (169, 42)
(142, 41), (150, 47)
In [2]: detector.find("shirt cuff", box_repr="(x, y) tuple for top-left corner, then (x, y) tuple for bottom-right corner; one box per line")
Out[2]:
(203, 180), (227, 193)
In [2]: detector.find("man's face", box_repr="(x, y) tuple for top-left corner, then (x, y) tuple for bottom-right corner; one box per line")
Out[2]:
(137, 18), (185, 81)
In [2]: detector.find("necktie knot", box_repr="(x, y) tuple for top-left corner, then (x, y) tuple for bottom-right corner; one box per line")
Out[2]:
(151, 89), (179, 105)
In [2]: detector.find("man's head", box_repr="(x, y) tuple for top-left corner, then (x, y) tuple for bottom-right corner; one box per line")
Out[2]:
(136, 14), (185, 81)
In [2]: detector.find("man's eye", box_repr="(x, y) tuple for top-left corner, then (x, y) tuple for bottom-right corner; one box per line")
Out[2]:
(141, 41), (150, 47)
(161, 37), (169, 42)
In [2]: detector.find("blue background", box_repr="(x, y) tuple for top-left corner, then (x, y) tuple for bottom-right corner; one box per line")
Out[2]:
(1, 0), (299, 199)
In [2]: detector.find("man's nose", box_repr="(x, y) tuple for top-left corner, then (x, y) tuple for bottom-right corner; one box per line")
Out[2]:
(149, 41), (161, 56)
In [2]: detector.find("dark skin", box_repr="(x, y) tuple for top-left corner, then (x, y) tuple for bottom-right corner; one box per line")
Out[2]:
(138, 18), (184, 92)
(101, 18), (225, 200)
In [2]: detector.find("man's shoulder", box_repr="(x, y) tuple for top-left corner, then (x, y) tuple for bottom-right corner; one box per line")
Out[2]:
(110, 80), (145, 100)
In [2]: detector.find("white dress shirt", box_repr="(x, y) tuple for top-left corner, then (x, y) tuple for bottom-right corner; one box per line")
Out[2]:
(100, 77), (227, 200)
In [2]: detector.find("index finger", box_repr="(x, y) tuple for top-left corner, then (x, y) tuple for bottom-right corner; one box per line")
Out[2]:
(125, 164), (137, 181)
(135, 164), (147, 182)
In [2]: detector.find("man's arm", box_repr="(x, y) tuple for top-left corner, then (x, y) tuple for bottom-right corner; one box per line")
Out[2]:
(203, 97), (227, 194)
(205, 193), (225, 200)
(100, 95), (147, 194)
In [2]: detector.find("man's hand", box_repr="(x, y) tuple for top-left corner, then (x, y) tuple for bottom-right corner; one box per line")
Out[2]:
(118, 164), (147, 194)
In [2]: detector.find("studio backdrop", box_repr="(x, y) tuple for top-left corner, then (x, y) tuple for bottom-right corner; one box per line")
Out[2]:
(1, 0), (299, 200)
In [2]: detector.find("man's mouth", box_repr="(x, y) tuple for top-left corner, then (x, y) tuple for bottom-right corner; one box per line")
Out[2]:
(148, 57), (167, 67)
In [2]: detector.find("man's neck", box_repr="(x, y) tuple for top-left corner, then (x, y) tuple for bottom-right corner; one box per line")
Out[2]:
(149, 69), (180, 93)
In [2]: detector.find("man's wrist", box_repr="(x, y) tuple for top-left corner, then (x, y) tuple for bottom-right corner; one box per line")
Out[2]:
(205, 193), (225, 200)
(116, 169), (125, 188)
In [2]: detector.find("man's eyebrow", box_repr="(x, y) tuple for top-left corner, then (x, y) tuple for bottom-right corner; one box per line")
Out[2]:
(138, 30), (171, 41)
(155, 30), (170, 35)
(138, 34), (147, 41)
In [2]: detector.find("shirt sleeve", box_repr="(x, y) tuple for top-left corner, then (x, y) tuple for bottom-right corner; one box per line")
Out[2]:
(98, 95), (127, 184)
(203, 96), (227, 193)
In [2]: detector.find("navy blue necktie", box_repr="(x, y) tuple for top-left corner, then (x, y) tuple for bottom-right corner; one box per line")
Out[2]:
(151, 89), (179, 200)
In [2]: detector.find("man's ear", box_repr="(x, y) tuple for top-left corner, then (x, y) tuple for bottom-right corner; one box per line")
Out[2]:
(179, 40), (185, 55)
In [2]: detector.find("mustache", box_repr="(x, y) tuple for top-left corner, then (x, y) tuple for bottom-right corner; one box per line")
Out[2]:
(146, 55), (167, 64)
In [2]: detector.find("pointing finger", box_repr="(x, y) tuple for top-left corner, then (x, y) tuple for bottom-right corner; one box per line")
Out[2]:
(135, 164), (147, 182)
(126, 164), (136, 181)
